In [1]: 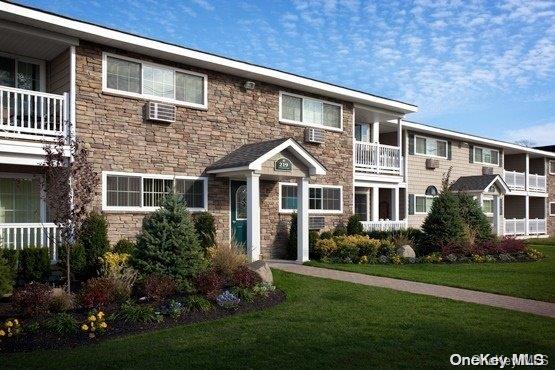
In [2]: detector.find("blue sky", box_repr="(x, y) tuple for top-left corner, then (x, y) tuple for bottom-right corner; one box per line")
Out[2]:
(20, 0), (555, 145)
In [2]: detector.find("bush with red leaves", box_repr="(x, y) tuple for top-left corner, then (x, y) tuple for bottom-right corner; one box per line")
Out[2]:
(11, 282), (53, 317)
(194, 268), (224, 299)
(230, 266), (260, 289)
(497, 237), (525, 254)
(142, 274), (178, 301)
(79, 277), (117, 309)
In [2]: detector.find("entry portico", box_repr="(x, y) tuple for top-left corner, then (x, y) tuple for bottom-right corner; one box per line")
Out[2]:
(207, 138), (327, 263)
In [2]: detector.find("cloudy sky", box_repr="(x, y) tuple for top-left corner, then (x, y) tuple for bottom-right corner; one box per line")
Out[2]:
(21, 0), (555, 145)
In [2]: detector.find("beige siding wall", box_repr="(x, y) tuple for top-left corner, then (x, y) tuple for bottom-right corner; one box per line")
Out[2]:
(406, 133), (503, 228)
(47, 49), (70, 95)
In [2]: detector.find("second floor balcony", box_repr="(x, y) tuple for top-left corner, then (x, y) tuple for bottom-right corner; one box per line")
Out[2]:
(503, 170), (546, 192)
(355, 141), (402, 175)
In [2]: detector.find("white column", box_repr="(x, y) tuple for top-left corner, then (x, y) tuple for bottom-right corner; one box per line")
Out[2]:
(525, 195), (529, 236)
(492, 195), (500, 235)
(391, 187), (400, 221)
(371, 186), (379, 222)
(372, 121), (380, 143)
(297, 177), (309, 263)
(246, 172), (260, 262)
(525, 153), (530, 191)
(397, 118), (402, 147)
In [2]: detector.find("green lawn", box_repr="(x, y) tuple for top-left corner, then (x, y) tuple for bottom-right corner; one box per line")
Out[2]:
(307, 244), (555, 302)
(4, 270), (554, 369)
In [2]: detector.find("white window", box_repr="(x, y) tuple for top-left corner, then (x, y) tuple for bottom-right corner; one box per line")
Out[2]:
(103, 172), (207, 212)
(278, 183), (342, 213)
(0, 54), (44, 91)
(550, 202), (555, 216)
(549, 161), (555, 175)
(414, 135), (448, 158)
(103, 53), (207, 108)
(474, 146), (499, 165)
(279, 92), (342, 131)
(482, 198), (493, 214)
(415, 195), (435, 214)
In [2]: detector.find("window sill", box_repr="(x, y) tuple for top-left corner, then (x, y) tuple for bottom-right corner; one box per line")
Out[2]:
(102, 207), (207, 213)
(279, 119), (343, 133)
(414, 153), (448, 160)
(102, 89), (208, 110)
(279, 209), (343, 215)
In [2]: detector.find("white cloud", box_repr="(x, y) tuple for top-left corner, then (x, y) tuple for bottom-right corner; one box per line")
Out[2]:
(503, 122), (555, 146)
(191, 0), (214, 11)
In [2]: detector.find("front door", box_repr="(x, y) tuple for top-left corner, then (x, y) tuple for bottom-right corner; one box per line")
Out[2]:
(230, 180), (247, 246)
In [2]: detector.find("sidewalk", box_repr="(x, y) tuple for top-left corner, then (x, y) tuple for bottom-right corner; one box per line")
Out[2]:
(267, 260), (555, 318)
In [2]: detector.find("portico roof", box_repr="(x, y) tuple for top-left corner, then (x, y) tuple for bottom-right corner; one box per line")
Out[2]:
(206, 138), (327, 176)
(450, 174), (509, 194)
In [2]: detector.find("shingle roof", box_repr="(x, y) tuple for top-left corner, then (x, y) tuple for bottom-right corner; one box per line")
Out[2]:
(205, 138), (291, 171)
(449, 174), (500, 192)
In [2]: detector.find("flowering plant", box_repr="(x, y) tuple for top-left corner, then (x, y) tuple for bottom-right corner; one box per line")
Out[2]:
(216, 290), (240, 309)
(0, 318), (22, 340)
(81, 310), (108, 338)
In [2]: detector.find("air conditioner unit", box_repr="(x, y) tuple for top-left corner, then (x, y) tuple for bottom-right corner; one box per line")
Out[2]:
(309, 216), (325, 230)
(425, 158), (439, 169)
(304, 127), (325, 144)
(482, 166), (494, 175)
(146, 101), (176, 123)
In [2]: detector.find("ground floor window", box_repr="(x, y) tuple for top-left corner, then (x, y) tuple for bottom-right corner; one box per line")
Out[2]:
(103, 172), (207, 212)
(279, 183), (342, 213)
(354, 193), (368, 221)
(0, 177), (41, 223)
(482, 198), (493, 215)
(415, 195), (435, 214)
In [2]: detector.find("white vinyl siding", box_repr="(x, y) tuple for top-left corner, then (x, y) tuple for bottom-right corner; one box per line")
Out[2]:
(103, 172), (207, 212)
(278, 183), (342, 213)
(474, 146), (499, 165)
(414, 135), (448, 158)
(103, 53), (207, 108)
(280, 91), (342, 131)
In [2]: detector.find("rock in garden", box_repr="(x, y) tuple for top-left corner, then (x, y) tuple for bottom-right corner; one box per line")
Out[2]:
(396, 245), (416, 258)
(248, 260), (273, 284)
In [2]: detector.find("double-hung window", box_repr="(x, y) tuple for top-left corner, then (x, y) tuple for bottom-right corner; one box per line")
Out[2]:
(415, 195), (435, 214)
(103, 172), (207, 211)
(482, 198), (493, 214)
(280, 92), (342, 130)
(474, 146), (499, 165)
(414, 136), (448, 158)
(279, 183), (342, 213)
(104, 53), (207, 108)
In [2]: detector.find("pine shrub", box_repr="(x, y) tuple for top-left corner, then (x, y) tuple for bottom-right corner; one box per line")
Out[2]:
(132, 194), (205, 281)
(19, 247), (50, 282)
(457, 193), (494, 243)
(78, 212), (110, 278)
(113, 238), (135, 254)
(0, 253), (13, 296)
(194, 212), (216, 251)
(346, 215), (364, 235)
(286, 213), (297, 260)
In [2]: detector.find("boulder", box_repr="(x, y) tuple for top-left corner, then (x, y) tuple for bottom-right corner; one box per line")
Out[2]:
(248, 260), (273, 284)
(396, 245), (415, 258)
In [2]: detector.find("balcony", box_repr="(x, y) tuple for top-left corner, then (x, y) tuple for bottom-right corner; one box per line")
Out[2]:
(528, 174), (546, 192)
(503, 170), (525, 191)
(361, 220), (407, 232)
(0, 223), (60, 262)
(504, 218), (546, 236)
(0, 86), (68, 141)
(354, 142), (402, 176)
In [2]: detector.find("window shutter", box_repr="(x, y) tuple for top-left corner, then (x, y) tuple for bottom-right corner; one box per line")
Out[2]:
(469, 145), (474, 163)
(447, 141), (452, 160)
(408, 194), (415, 215)
(408, 133), (415, 155)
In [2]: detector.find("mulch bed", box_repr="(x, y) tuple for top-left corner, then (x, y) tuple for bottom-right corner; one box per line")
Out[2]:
(0, 290), (285, 354)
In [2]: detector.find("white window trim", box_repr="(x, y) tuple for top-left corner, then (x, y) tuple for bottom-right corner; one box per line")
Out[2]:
(473, 145), (500, 165)
(278, 182), (343, 214)
(0, 172), (47, 223)
(102, 171), (208, 212)
(414, 194), (436, 215)
(101, 52), (208, 109)
(413, 135), (448, 159)
(550, 202), (555, 216)
(549, 160), (555, 175)
(481, 195), (494, 216)
(0, 51), (46, 92)
(278, 91), (343, 132)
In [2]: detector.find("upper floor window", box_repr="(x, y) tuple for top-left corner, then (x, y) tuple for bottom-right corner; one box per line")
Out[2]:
(414, 135), (447, 158)
(279, 183), (342, 213)
(474, 146), (499, 165)
(103, 172), (207, 212)
(0, 55), (42, 91)
(550, 161), (555, 175)
(280, 92), (342, 131)
(103, 53), (207, 108)
(355, 123), (370, 142)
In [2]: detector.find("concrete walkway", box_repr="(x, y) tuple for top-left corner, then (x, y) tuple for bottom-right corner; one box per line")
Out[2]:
(267, 260), (555, 318)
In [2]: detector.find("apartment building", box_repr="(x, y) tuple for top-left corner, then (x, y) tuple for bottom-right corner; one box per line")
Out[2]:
(0, 2), (553, 264)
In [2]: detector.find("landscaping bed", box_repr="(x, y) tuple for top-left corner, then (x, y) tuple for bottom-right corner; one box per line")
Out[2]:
(0, 288), (285, 353)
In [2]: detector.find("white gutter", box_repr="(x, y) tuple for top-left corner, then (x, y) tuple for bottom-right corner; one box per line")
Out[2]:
(0, 2), (417, 114)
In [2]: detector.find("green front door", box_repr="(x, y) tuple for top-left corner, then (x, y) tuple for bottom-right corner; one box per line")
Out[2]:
(230, 180), (247, 246)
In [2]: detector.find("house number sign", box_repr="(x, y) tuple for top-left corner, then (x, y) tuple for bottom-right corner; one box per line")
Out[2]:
(275, 157), (293, 172)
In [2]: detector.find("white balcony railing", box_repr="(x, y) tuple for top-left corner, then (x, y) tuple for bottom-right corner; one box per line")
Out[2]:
(504, 218), (526, 236)
(528, 174), (546, 192)
(503, 170), (525, 191)
(0, 223), (60, 262)
(362, 220), (407, 232)
(355, 142), (401, 175)
(0, 86), (68, 139)
(528, 218), (546, 235)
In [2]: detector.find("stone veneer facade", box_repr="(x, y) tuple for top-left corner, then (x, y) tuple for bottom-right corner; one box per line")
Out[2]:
(74, 41), (353, 259)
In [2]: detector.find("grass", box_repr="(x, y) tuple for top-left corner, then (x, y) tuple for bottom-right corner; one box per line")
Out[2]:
(306, 244), (555, 302)
(4, 270), (554, 369)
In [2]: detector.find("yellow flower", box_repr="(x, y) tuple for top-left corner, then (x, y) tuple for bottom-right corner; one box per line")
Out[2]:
(100, 322), (107, 329)
(13, 319), (19, 326)
(0, 330), (5, 336)
(5, 321), (13, 327)
(97, 312), (104, 319)
(88, 315), (96, 322)
(81, 324), (89, 331)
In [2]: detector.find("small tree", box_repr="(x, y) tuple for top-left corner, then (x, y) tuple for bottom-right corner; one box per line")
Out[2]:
(43, 138), (99, 292)
(78, 212), (110, 278)
(0, 253), (13, 296)
(347, 214), (364, 235)
(457, 193), (494, 244)
(421, 190), (466, 254)
(286, 213), (297, 260)
(194, 212), (216, 252)
(132, 194), (205, 281)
